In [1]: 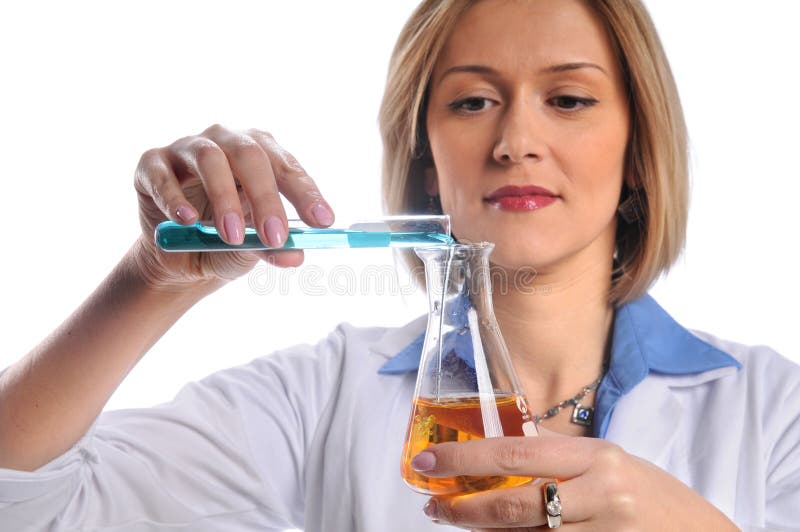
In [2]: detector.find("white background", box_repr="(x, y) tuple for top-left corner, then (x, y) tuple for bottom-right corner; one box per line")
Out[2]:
(1, 1), (798, 413)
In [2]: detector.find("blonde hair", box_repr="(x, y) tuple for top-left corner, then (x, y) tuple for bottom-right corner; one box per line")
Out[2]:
(379, 0), (688, 305)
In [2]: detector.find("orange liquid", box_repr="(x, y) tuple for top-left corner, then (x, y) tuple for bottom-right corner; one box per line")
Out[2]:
(401, 394), (534, 495)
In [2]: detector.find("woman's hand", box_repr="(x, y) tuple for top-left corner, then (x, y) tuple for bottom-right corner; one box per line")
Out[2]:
(411, 434), (738, 531)
(132, 124), (335, 290)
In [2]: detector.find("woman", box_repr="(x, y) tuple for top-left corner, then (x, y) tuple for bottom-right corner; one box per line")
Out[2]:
(0, 0), (797, 530)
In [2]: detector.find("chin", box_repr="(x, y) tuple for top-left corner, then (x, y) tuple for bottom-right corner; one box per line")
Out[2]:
(455, 233), (544, 269)
(449, 209), (618, 278)
(458, 231), (606, 283)
(453, 222), (545, 265)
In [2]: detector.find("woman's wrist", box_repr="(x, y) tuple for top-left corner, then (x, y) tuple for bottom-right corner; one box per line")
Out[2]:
(128, 237), (228, 302)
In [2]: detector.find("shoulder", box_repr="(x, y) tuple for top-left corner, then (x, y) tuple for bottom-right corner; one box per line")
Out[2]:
(689, 332), (800, 510)
(690, 329), (800, 393)
(686, 330), (800, 442)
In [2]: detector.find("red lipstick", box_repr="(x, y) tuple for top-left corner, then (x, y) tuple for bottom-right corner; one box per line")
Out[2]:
(485, 185), (558, 211)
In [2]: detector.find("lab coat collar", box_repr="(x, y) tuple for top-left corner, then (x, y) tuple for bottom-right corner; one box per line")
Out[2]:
(594, 295), (742, 437)
(375, 294), (741, 438)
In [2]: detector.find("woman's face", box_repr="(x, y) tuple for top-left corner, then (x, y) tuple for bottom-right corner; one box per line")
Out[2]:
(426, 0), (630, 274)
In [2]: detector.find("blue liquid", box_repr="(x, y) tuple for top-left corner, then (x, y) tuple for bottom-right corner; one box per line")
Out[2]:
(155, 221), (453, 252)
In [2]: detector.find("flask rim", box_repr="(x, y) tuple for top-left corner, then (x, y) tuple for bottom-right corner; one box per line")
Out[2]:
(414, 241), (494, 260)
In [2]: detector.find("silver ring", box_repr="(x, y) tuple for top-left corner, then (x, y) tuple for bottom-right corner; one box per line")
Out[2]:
(543, 481), (562, 528)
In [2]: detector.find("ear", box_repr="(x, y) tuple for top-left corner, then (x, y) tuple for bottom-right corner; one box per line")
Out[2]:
(423, 167), (439, 196)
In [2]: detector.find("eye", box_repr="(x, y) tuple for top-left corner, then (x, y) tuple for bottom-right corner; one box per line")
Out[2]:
(549, 95), (598, 111)
(448, 97), (494, 114)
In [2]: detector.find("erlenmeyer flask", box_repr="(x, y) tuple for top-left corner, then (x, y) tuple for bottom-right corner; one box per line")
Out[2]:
(400, 242), (538, 496)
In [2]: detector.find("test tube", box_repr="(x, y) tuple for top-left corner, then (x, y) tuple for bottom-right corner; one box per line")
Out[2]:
(154, 215), (452, 252)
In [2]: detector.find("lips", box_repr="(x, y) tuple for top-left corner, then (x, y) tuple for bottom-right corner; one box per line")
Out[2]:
(485, 185), (559, 211)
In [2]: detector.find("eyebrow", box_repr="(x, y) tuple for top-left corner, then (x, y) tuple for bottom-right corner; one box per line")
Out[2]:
(437, 62), (608, 84)
(546, 62), (608, 76)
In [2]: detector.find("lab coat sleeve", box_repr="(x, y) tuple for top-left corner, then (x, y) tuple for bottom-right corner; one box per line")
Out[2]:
(0, 326), (346, 531)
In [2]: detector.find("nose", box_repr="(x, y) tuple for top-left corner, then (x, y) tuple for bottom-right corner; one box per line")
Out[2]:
(492, 98), (545, 165)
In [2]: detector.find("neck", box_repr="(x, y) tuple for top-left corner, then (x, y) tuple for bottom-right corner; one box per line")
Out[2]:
(492, 255), (615, 416)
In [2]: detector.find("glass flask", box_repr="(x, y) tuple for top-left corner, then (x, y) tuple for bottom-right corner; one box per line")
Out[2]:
(400, 242), (538, 496)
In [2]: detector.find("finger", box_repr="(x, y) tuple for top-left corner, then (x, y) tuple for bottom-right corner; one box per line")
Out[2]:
(472, 521), (598, 532)
(249, 129), (335, 227)
(169, 134), (245, 245)
(412, 436), (609, 479)
(255, 249), (305, 268)
(134, 148), (198, 224)
(429, 477), (597, 529)
(474, 522), (599, 532)
(474, 525), (597, 532)
(203, 125), (289, 248)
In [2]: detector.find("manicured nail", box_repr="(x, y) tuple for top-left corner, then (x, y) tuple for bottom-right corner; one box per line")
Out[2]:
(423, 499), (440, 520)
(223, 212), (244, 245)
(411, 451), (436, 472)
(264, 216), (286, 248)
(312, 203), (334, 226)
(175, 204), (197, 223)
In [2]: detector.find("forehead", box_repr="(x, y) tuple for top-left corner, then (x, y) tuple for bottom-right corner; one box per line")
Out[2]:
(434, 0), (619, 80)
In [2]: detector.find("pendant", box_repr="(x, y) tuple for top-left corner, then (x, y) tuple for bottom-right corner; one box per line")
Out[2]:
(571, 403), (594, 427)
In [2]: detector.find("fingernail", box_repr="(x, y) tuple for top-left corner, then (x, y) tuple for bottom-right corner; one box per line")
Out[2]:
(411, 451), (436, 472)
(312, 203), (334, 226)
(175, 204), (197, 223)
(223, 212), (244, 245)
(423, 499), (440, 521)
(264, 216), (286, 248)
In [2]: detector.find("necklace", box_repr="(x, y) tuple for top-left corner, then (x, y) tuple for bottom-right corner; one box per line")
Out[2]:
(532, 373), (604, 427)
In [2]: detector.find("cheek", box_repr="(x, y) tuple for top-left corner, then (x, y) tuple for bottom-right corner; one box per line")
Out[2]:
(562, 121), (628, 195)
(430, 121), (482, 163)
(429, 127), (487, 202)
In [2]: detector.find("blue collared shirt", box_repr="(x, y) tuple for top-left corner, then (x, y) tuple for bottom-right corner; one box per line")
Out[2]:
(378, 294), (741, 438)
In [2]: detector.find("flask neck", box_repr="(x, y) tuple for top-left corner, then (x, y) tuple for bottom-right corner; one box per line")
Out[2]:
(418, 244), (495, 328)
(412, 242), (527, 418)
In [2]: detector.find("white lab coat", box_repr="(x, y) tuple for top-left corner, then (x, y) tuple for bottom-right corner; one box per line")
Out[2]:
(0, 296), (798, 531)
